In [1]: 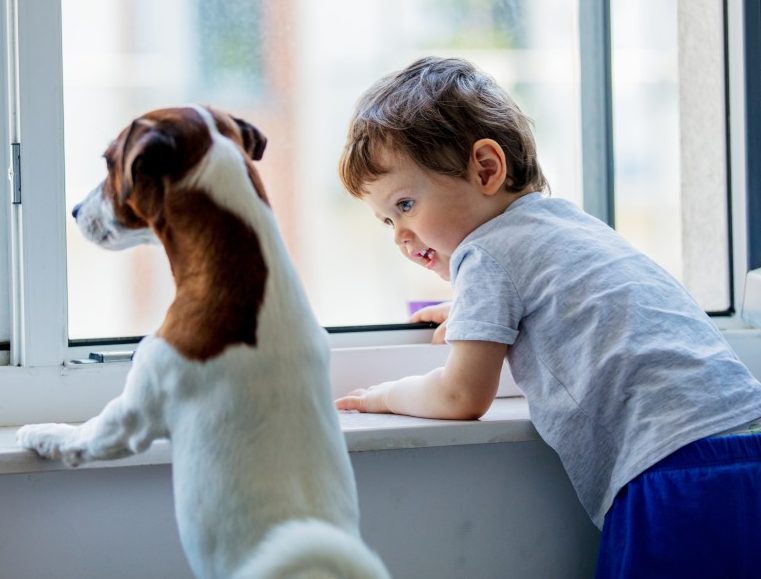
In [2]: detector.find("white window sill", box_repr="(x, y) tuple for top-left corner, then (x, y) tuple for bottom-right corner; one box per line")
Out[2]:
(0, 343), (523, 426)
(1, 328), (758, 474)
(0, 397), (535, 476)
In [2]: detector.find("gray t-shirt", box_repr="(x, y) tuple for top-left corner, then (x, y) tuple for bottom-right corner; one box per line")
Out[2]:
(446, 192), (761, 528)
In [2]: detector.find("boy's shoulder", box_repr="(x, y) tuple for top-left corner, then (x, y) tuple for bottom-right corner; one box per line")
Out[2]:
(505, 192), (589, 220)
(463, 193), (595, 246)
(451, 192), (633, 282)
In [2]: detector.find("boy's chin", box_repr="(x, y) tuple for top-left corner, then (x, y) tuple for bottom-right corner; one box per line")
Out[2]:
(430, 266), (450, 282)
(429, 259), (450, 281)
(415, 262), (448, 281)
(408, 252), (449, 280)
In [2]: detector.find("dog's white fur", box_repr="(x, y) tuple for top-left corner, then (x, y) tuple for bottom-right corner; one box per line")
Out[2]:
(74, 180), (160, 249)
(17, 106), (391, 579)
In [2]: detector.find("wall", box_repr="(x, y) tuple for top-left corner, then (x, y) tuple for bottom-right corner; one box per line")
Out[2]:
(2, 331), (759, 578)
(0, 440), (599, 579)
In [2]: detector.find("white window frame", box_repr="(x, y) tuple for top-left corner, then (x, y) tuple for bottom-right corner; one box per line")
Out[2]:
(0, 0), (759, 427)
(0, 0), (12, 360)
(6, 0), (68, 368)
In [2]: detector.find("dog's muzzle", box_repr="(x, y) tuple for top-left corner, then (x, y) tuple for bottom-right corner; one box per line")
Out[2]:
(72, 183), (158, 250)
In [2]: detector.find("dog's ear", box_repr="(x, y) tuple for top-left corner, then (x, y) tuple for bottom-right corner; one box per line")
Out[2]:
(233, 116), (267, 161)
(121, 121), (178, 203)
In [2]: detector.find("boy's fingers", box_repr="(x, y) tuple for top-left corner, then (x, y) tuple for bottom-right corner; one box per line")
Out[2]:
(410, 306), (441, 323)
(335, 387), (369, 411)
(335, 385), (390, 413)
(336, 396), (367, 412)
(344, 387), (370, 397)
(432, 323), (447, 344)
(409, 310), (428, 323)
(409, 302), (451, 324)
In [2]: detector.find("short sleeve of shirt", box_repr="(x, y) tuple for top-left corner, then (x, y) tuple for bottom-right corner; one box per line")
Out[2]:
(445, 244), (522, 345)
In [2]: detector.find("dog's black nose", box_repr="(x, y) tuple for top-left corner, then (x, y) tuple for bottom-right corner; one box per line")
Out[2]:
(72, 204), (80, 220)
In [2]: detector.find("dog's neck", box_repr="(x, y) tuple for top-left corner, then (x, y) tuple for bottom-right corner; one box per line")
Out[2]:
(153, 186), (268, 361)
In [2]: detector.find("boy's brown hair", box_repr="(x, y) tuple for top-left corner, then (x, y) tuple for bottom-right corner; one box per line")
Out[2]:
(339, 56), (547, 197)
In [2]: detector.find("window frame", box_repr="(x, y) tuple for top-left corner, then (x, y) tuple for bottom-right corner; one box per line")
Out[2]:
(7, 0), (68, 367)
(579, 0), (615, 227)
(744, 0), (761, 272)
(0, 0), (758, 426)
(0, 0), (11, 356)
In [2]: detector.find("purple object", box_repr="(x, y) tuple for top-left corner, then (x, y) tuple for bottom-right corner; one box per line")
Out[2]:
(407, 300), (444, 317)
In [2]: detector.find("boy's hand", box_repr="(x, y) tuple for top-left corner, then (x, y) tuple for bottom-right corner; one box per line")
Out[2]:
(410, 301), (451, 344)
(335, 340), (506, 420)
(335, 383), (392, 413)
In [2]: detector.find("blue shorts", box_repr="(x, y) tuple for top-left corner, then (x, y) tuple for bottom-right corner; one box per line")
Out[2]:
(595, 433), (761, 579)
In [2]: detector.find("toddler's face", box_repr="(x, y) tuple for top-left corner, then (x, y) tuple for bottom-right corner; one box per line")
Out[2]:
(362, 149), (491, 281)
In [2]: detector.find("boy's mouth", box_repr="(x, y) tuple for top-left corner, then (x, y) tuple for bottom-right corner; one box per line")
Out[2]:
(416, 247), (436, 269)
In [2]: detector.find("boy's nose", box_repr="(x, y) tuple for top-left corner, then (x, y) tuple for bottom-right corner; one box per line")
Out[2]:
(394, 226), (413, 247)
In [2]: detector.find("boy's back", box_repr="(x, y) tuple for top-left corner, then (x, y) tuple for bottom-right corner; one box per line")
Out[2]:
(447, 191), (761, 526)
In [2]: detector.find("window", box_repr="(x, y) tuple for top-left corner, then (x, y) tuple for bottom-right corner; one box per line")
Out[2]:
(0, 0), (758, 413)
(610, 0), (731, 313)
(60, 0), (582, 340)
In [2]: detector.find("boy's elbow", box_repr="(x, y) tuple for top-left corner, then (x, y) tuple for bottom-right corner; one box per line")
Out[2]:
(443, 390), (493, 420)
(457, 408), (489, 421)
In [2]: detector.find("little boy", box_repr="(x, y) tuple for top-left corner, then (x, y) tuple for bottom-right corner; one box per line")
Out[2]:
(335, 56), (761, 577)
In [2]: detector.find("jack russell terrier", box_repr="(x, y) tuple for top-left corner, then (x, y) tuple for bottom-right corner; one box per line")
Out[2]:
(17, 105), (391, 579)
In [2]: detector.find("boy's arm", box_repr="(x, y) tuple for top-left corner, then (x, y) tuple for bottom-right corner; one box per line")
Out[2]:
(335, 340), (507, 420)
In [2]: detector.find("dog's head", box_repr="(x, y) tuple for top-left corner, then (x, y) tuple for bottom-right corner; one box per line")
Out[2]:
(71, 106), (268, 250)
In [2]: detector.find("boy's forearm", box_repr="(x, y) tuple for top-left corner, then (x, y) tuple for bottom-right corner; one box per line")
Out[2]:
(335, 341), (505, 419)
(383, 368), (488, 420)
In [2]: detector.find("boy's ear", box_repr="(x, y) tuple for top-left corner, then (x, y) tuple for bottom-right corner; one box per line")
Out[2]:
(471, 139), (507, 195)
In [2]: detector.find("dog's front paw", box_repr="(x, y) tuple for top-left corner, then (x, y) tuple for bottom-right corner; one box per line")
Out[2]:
(16, 424), (83, 466)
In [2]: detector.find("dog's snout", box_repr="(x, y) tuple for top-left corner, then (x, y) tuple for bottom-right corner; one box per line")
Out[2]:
(72, 203), (81, 220)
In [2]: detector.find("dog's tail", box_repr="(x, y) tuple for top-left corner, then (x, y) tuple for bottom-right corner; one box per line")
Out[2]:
(233, 518), (391, 579)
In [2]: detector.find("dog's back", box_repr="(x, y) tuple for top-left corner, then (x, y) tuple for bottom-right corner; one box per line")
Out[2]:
(136, 108), (374, 578)
(142, 336), (359, 576)
(60, 105), (390, 578)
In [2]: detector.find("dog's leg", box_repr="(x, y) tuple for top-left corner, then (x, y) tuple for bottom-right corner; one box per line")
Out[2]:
(17, 362), (167, 468)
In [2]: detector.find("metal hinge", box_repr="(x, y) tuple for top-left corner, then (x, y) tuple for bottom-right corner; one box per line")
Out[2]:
(9, 142), (20, 204)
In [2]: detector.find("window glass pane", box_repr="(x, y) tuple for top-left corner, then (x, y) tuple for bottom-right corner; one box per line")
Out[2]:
(610, 0), (730, 311)
(63, 0), (581, 339)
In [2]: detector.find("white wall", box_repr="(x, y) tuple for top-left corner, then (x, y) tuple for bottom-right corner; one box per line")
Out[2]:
(3, 332), (758, 578)
(0, 440), (599, 579)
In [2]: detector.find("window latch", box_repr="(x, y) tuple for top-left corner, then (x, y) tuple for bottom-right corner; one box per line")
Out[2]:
(70, 351), (135, 364)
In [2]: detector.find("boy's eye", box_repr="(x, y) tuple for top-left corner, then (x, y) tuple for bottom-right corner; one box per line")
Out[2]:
(383, 217), (394, 228)
(397, 199), (414, 213)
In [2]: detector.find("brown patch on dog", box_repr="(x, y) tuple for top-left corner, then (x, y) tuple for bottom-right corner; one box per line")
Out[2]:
(154, 187), (268, 360)
(101, 106), (271, 360)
